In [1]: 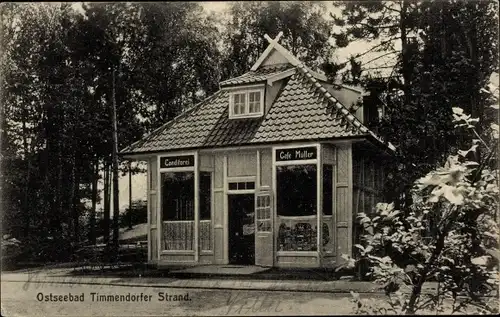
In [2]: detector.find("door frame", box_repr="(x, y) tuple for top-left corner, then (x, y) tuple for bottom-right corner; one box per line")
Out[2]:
(225, 176), (256, 264)
(227, 192), (256, 265)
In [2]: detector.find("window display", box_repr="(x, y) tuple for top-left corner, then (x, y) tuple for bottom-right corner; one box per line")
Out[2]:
(276, 164), (317, 251)
(199, 172), (212, 250)
(323, 164), (333, 215)
(162, 171), (194, 250)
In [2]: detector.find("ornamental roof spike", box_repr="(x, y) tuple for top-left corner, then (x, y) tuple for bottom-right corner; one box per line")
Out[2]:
(264, 31), (284, 45)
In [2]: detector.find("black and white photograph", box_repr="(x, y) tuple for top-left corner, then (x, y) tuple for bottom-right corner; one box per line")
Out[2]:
(1, 1), (499, 316)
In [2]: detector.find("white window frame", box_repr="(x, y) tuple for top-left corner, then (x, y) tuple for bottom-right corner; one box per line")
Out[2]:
(228, 88), (265, 119)
(272, 144), (322, 256)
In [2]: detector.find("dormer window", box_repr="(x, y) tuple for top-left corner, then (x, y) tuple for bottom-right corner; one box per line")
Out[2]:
(229, 87), (264, 119)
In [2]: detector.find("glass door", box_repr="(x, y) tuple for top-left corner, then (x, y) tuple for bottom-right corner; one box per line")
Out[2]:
(255, 191), (273, 266)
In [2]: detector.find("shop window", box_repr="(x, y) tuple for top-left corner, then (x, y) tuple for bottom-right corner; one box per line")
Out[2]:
(199, 172), (212, 251)
(276, 164), (317, 251)
(277, 165), (316, 216)
(199, 172), (211, 220)
(323, 164), (333, 215)
(161, 171), (194, 251)
(162, 172), (194, 221)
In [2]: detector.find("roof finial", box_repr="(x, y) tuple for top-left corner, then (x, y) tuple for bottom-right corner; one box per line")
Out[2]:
(264, 31), (284, 45)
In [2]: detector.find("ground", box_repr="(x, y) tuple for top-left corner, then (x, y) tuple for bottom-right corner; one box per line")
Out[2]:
(1, 281), (357, 316)
(1, 267), (496, 316)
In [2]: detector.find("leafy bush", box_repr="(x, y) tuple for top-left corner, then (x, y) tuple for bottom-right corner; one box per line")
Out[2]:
(119, 200), (147, 228)
(340, 100), (499, 314)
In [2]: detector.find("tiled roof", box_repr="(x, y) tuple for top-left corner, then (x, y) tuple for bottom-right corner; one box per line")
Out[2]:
(219, 64), (293, 87)
(121, 65), (387, 154)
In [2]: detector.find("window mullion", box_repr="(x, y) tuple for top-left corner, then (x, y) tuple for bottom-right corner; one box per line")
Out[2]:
(245, 92), (250, 114)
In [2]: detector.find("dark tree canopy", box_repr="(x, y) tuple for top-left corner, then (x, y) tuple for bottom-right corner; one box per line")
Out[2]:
(221, 1), (336, 80)
(332, 0), (498, 205)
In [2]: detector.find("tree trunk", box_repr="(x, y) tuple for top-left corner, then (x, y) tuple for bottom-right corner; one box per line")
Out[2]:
(53, 129), (63, 242)
(67, 154), (76, 244)
(400, 0), (410, 104)
(89, 158), (98, 245)
(399, 0), (414, 210)
(103, 163), (110, 247)
(111, 67), (120, 251)
(22, 118), (30, 238)
(72, 155), (80, 246)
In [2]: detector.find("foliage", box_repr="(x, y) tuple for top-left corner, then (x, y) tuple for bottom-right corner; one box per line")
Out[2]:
(340, 100), (499, 314)
(119, 200), (147, 228)
(221, 1), (337, 80)
(332, 0), (499, 208)
(132, 2), (222, 129)
(0, 2), (222, 259)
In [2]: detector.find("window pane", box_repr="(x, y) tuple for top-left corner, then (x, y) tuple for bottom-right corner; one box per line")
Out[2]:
(233, 93), (246, 115)
(323, 165), (333, 215)
(248, 92), (261, 113)
(277, 164), (317, 251)
(249, 92), (260, 102)
(277, 165), (317, 216)
(249, 102), (259, 113)
(278, 219), (317, 251)
(246, 182), (255, 189)
(162, 172), (194, 221)
(233, 101), (240, 115)
(237, 182), (246, 190)
(229, 182), (237, 190)
(199, 172), (211, 220)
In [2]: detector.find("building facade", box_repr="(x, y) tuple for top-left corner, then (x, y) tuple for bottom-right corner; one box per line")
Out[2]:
(121, 34), (392, 268)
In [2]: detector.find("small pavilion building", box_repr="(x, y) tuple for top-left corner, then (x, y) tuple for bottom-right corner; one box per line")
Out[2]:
(121, 33), (393, 268)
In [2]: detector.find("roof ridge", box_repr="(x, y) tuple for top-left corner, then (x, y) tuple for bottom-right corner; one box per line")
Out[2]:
(120, 91), (223, 154)
(294, 63), (391, 149)
(220, 63), (293, 86)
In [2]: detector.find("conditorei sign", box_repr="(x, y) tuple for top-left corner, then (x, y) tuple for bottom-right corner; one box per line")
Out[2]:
(160, 155), (195, 168)
(276, 146), (317, 161)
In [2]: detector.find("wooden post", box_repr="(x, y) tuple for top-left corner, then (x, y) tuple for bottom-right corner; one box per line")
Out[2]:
(128, 160), (133, 229)
(194, 153), (199, 262)
(317, 144), (322, 266)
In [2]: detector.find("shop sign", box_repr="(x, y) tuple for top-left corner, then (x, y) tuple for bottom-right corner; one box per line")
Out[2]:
(160, 155), (194, 168)
(276, 146), (317, 161)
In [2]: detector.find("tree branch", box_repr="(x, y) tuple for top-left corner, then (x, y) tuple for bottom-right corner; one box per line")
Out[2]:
(358, 22), (400, 30)
(351, 36), (400, 60)
(383, 3), (402, 14)
(364, 51), (399, 66)
(363, 65), (398, 71)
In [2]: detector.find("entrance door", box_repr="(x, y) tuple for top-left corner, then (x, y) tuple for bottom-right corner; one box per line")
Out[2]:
(228, 194), (255, 265)
(255, 191), (273, 266)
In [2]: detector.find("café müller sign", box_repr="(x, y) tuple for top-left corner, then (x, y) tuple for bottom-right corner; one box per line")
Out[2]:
(276, 146), (317, 162)
(160, 155), (194, 168)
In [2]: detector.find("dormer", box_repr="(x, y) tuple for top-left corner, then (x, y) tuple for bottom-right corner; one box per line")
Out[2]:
(220, 32), (301, 120)
(219, 32), (369, 125)
(227, 84), (265, 119)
